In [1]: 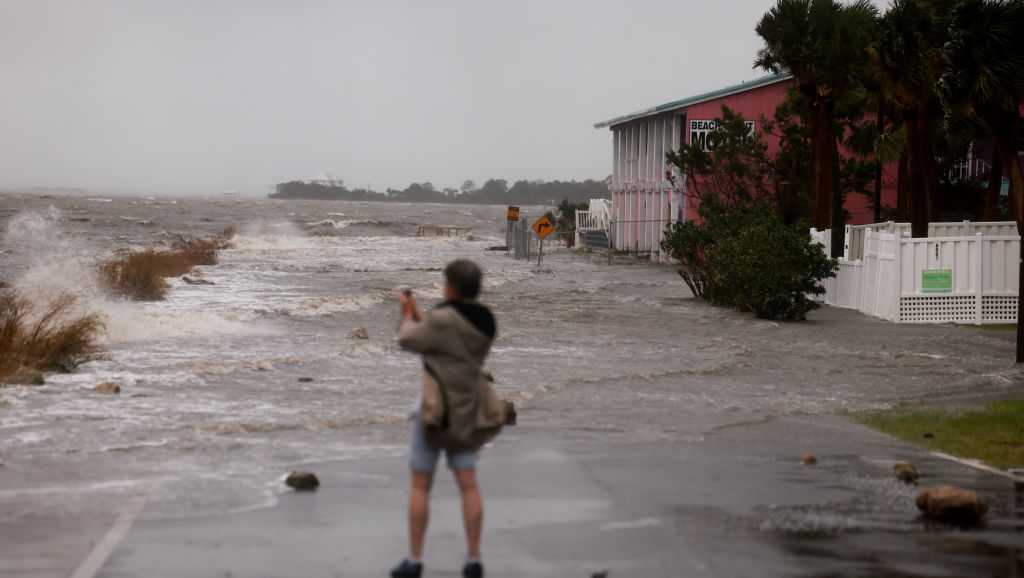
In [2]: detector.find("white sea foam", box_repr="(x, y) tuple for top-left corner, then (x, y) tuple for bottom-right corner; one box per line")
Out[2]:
(306, 219), (351, 228)
(97, 300), (270, 343)
(10, 431), (53, 446)
(4, 208), (104, 297)
(3, 209), (273, 346)
(600, 517), (664, 532)
(259, 293), (386, 317)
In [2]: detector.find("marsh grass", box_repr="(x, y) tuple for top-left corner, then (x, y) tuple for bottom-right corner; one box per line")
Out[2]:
(98, 228), (236, 301)
(858, 400), (1024, 469)
(0, 291), (104, 383)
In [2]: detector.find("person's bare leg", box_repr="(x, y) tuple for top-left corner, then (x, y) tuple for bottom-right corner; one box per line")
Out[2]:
(453, 468), (483, 559)
(409, 471), (433, 560)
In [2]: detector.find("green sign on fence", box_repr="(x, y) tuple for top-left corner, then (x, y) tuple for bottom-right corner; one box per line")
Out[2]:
(922, 269), (953, 293)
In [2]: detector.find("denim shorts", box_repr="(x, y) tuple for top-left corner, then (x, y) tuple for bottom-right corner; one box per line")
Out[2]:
(408, 415), (477, 473)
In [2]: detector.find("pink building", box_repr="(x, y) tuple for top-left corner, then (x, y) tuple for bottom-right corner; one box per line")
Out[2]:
(594, 73), (900, 258)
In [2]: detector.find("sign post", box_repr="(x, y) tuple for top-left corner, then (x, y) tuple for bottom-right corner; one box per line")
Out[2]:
(506, 206), (520, 255)
(506, 206), (523, 255)
(531, 215), (555, 266)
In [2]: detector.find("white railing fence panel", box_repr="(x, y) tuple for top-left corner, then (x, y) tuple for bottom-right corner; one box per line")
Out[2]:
(899, 237), (979, 295)
(575, 210), (596, 231)
(981, 237), (1020, 293)
(813, 224), (1018, 325)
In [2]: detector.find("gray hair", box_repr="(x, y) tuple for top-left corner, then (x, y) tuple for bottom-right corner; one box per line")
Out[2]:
(444, 259), (483, 300)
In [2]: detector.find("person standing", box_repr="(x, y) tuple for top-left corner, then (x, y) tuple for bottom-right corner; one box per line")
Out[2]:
(391, 259), (499, 578)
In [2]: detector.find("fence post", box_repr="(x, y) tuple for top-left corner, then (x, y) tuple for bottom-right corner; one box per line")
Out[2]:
(975, 232), (984, 325)
(525, 223), (530, 261)
(894, 234), (903, 322)
(871, 231), (883, 316)
(608, 219), (613, 266)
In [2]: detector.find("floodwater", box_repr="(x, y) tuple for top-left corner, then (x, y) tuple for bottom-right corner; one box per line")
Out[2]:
(0, 194), (1021, 572)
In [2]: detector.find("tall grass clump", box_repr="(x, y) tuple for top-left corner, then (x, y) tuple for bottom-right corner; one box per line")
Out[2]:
(0, 291), (104, 383)
(99, 227), (236, 301)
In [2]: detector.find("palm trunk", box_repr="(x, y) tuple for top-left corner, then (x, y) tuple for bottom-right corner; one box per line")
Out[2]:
(984, 153), (1002, 221)
(830, 135), (844, 258)
(923, 119), (939, 224)
(897, 148), (909, 221)
(874, 97), (884, 223)
(1003, 149), (1023, 225)
(812, 102), (833, 230)
(909, 108), (930, 238)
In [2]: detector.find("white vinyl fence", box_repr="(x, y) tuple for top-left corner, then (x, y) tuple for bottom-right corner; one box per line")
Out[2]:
(844, 220), (1018, 260)
(812, 223), (1020, 325)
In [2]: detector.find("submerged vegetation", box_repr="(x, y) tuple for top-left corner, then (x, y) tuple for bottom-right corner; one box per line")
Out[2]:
(0, 291), (104, 384)
(858, 400), (1024, 469)
(98, 227), (236, 301)
(0, 226), (237, 384)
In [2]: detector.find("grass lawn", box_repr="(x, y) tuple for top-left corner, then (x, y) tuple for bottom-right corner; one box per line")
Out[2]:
(857, 400), (1024, 470)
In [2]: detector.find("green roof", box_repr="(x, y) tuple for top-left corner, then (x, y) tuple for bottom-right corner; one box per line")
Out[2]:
(593, 73), (793, 129)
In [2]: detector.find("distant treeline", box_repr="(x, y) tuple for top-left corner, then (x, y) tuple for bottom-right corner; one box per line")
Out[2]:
(269, 178), (609, 205)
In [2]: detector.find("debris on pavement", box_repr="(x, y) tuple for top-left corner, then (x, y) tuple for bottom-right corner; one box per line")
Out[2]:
(915, 486), (988, 526)
(285, 471), (320, 491)
(894, 462), (919, 484)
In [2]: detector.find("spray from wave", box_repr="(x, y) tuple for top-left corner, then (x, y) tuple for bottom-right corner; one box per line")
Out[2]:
(2, 209), (269, 344)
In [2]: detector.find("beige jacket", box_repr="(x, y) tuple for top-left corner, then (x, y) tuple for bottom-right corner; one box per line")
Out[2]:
(398, 301), (505, 451)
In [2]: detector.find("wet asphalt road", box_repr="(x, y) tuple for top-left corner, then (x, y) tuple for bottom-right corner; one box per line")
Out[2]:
(93, 416), (1023, 578)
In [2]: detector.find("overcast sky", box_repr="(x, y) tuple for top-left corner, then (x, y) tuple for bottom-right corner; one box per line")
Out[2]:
(0, 1), (883, 196)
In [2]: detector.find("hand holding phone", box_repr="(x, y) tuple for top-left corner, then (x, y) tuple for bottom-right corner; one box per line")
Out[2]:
(399, 289), (420, 321)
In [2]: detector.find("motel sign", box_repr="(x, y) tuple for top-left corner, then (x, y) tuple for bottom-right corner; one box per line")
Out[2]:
(689, 119), (756, 152)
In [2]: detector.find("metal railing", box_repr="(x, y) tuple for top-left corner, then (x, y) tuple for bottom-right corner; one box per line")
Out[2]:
(575, 200), (612, 248)
(575, 210), (605, 232)
(606, 217), (675, 261)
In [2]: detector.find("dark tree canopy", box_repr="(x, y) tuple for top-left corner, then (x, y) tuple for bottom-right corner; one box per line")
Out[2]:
(270, 177), (609, 205)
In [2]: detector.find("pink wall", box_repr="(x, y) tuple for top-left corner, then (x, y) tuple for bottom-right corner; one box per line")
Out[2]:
(683, 79), (897, 225)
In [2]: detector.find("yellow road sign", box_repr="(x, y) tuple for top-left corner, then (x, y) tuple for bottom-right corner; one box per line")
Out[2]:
(507, 206), (520, 221)
(532, 215), (555, 240)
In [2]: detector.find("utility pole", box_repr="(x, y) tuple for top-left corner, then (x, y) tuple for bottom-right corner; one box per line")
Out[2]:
(1017, 221), (1023, 363)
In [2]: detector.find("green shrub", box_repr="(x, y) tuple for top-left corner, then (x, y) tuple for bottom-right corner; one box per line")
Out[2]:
(662, 199), (836, 321)
(661, 219), (712, 297)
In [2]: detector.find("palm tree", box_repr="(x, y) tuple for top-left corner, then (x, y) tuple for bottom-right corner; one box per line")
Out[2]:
(872, 0), (956, 238)
(941, 0), (1024, 361)
(755, 0), (879, 256)
(941, 0), (1024, 224)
